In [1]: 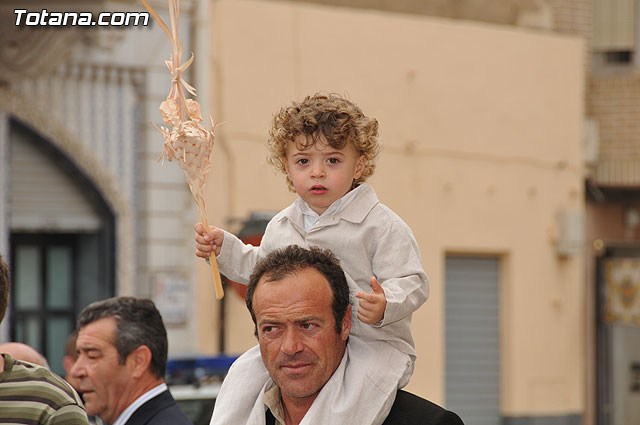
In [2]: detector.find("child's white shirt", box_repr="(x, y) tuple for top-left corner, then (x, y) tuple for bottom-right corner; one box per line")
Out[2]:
(297, 183), (364, 232)
(217, 183), (428, 358)
(211, 183), (429, 425)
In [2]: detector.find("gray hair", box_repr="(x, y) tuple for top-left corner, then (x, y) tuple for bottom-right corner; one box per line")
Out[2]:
(77, 297), (167, 379)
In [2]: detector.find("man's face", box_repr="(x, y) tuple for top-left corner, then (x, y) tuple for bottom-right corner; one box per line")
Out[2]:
(254, 267), (351, 406)
(70, 317), (132, 424)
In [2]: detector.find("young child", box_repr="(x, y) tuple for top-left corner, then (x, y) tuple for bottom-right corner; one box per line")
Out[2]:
(195, 93), (429, 425)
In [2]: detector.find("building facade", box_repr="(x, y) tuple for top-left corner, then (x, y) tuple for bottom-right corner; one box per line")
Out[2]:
(0, 0), (211, 376)
(5, 0), (636, 424)
(197, 1), (585, 424)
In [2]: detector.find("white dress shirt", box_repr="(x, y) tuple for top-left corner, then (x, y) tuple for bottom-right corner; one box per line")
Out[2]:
(296, 183), (364, 231)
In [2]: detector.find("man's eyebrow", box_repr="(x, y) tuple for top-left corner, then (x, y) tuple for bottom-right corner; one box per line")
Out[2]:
(257, 314), (323, 326)
(295, 316), (322, 324)
(257, 317), (282, 326)
(78, 347), (102, 354)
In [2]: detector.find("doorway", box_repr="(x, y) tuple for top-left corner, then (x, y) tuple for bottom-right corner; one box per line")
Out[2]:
(445, 255), (500, 425)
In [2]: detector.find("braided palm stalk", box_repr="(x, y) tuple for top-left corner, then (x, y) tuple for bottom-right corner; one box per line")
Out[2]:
(141, 0), (224, 299)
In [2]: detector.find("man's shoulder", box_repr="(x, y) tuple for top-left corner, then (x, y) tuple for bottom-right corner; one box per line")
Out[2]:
(383, 390), (465, 425)
(126, 389), (193, 425)
(0, 356), (88, 424)
(3, 357), (83, 404)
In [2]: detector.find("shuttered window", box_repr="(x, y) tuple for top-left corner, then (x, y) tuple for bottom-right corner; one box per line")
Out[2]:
(9, 122), (102, 232)
(445, 256), (500, 425)
(592, 0), (636, 52)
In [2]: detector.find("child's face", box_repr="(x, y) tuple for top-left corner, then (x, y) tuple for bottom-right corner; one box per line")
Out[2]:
(285, 135), (365, 215)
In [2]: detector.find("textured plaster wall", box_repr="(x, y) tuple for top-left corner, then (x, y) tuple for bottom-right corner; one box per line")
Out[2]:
(196, 0), (585, 415)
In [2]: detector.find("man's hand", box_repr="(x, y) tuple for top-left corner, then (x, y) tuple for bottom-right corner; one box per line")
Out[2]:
(355, 277), (387, 324)
(194, 223), (224, 258)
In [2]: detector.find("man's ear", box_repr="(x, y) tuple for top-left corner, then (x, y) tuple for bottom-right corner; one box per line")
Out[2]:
(126, 345), (152, 379)
(62, 355), (75, 375)
(341, 305), (352, 341)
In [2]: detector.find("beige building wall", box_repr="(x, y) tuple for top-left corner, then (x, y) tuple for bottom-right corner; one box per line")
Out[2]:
(195, 0), (585, 416)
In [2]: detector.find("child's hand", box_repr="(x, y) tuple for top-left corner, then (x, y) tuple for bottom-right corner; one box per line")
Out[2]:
(355, 277), (387, 324)
(194, 223), (224, 258)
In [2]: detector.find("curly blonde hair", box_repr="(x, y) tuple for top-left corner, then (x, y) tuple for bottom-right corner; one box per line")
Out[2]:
(267, 93), (380, 192)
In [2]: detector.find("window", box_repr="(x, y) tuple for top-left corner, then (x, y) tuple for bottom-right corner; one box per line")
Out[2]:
(10, 233), (110, 377)
(592, 0), (636, 67)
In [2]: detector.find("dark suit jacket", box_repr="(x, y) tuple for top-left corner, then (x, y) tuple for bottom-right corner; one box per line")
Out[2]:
(381, 390), (464, 425)
(125, 389), (193, 425)
(265, 390), (464, 424)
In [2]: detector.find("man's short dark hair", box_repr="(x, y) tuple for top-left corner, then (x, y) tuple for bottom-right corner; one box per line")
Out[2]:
(0, 254), (9, 324)
(246, 245), (350, 335)
(77, 297), (168, 379)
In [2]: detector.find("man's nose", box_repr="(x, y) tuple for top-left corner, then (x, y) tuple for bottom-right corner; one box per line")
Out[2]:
(281, 329), (303, 355)
(69, 357), (86, 378)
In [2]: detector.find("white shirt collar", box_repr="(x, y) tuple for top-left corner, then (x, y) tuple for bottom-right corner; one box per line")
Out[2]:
(112, 383), (168, 425)
(296, 183), (367, 231)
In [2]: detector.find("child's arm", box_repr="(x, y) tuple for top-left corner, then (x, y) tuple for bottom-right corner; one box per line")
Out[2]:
(369, 220), (429, 327)
(355, 277), (387, 324)
(193, 222), (263, 284)
(194, 223), (224, 258)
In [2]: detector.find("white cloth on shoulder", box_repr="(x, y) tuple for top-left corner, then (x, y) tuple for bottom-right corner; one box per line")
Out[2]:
(210, 345), (266, 425)
(210, 336), (411, 425)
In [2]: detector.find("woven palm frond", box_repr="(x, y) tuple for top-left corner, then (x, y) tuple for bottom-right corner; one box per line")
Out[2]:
(142, 0), (224, 299)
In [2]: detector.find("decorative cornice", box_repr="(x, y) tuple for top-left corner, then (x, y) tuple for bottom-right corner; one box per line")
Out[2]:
(0, 0), (145, 84)
(0, 23), (82, 83)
